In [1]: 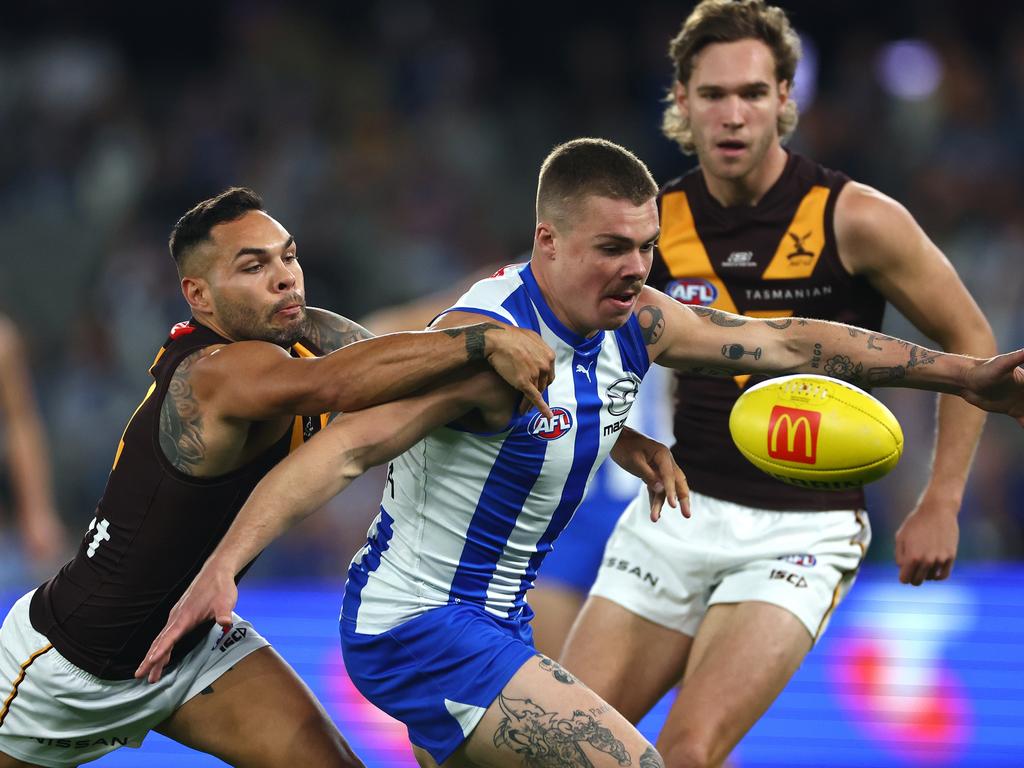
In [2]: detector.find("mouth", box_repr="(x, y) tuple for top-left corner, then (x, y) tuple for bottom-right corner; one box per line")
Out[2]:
(715, 139), (748, 158)
(272, 299), (306, 320)
(605, 289), (640, 311)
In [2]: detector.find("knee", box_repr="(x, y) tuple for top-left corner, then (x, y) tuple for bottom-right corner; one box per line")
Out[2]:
(660, 734), (721, 768)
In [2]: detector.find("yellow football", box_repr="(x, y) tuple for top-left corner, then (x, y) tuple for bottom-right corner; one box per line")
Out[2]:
(728, 374), (903, 490)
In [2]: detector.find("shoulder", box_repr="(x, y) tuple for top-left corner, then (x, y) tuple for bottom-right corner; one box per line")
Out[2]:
(834, 181), (921, 274)
(436, 265), (528, 327)
(304, 307), (374, 353)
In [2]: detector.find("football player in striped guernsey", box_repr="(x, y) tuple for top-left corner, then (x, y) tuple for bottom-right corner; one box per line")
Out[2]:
(139, 138), (1024, 768)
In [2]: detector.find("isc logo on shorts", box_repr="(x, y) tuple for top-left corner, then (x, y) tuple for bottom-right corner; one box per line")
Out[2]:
(213, 626), (247, 653)
(529, 408), (573, 441)
(666, 278), (718, 306)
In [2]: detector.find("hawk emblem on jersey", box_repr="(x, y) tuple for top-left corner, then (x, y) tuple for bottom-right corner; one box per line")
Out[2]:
(785, 231), (815, 263)
(529, 408), (574, 441)
(606, 375), (640, 416)
(665, 278), (718, 306)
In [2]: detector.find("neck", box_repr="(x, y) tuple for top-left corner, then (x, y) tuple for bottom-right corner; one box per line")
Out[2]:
(702, 143), (788, 207)
(528, 256), (599, 339)
(193, 314), (236, 342)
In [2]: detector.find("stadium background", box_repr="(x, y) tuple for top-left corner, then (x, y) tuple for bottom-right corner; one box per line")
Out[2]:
(0, 1), (1022, 765)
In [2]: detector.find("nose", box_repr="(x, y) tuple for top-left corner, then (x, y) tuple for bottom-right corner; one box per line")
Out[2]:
(271, 259), (297, 292)
(623, 247), (649, 280)
(722, 94), (745, 128)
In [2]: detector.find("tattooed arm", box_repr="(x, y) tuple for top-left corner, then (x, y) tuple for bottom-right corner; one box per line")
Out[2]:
(633, 286), (1024, 421)
(303, 307), (374, 352)
(187, 311), (554, 422)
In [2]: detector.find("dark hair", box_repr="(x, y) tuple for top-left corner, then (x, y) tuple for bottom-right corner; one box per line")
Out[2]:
(536, 138), (657, 225)
(168, 187), (265, 272)
(663, 0), (801, 153)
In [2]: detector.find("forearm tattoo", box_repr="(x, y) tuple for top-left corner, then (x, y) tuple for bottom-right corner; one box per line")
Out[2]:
(637, 305), (665, 345)
(812, 334), (940, 386)
(721, 343), (761, 361)
(689, 306), (748, 326)
(640, 747), (665, 768)
(159, 352), (206, 475)
(442, 322), (501, 362)
(304, 309), (374, 353)
(493, 692), (632, 767)
(764, 318), (793, 330)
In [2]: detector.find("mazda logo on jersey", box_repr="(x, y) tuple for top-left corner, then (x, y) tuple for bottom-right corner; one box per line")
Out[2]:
(665, 278), (718, 306)
(607, 375), (640, 416)
(529, 408), (574, 440)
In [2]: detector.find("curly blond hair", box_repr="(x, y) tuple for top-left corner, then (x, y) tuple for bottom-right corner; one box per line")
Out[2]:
(662, 0), (801, 154)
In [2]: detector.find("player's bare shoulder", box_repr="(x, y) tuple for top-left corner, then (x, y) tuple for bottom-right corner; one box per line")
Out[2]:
(834, 181), (922, 276)
(158, 345), (226, 475)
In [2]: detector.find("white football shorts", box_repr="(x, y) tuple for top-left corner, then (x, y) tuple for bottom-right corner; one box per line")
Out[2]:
(0, 589), (268, 767)
(589, 487), (870, 641)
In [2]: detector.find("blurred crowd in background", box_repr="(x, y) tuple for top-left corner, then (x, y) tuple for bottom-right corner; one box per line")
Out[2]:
(1, 1), (1022, 587)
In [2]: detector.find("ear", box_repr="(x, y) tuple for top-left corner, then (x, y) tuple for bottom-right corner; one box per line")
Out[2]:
(777, 79), (790, 110)
(181, 276), (212, 313)
(674, 81), (689, 120)
(534, 221), (558, 261)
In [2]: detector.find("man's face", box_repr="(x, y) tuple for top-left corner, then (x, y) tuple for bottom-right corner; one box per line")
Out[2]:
(541, 195), (659, 337)
(677, 38), (789, 181)
(202, 210), (307, 345)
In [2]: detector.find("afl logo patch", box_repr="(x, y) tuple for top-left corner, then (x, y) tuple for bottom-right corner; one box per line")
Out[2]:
(666, 278), (718, 306)
(529, 408), (574, 441)
(607, 375), (640, 416)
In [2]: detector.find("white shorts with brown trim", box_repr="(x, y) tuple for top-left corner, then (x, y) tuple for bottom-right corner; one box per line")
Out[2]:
(0, 589), (268, 768)
(588, 488), (871, 642)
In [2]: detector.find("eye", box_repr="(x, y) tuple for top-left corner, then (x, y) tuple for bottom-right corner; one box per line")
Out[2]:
(242, 264), (262, 273)
(284, 253), (298, 263)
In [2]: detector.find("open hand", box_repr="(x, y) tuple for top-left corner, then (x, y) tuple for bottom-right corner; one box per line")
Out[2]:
(484, 326), (556, 418)
(961, 348), (1024, 425)
(135, 560), (238, 683)
(610, 427), (690, 522)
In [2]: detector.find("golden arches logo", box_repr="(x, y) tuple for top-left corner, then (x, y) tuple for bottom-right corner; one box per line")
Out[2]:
(767, 406), (821, 464)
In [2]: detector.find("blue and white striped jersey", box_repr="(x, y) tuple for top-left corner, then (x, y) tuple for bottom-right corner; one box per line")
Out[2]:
(342, 263), (652, 634)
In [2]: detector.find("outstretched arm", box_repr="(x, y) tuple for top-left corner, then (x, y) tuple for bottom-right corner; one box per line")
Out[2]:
(136, 369), (507, 683)
(636, 287), (1024, 421)
(191, 313), (555, 420)
(836, 182), (997, 586)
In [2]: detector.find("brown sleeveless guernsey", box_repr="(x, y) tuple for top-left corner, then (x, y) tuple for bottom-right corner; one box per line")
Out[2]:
(29, 319), (329, 679)
(650, 152), (886, 510)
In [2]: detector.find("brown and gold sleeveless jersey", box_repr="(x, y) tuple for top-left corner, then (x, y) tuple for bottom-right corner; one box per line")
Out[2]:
(29, 319), (329, 679)
(650, 152), (886, 510)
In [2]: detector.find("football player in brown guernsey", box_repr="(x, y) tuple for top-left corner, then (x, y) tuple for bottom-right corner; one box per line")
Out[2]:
(561, 2), (1001, 767)
(0, 187), (558, 768)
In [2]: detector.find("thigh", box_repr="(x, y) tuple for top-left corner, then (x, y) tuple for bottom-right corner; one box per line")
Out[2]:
(156, 646), (363, 768)
(458, 654), (661, 768)
(525, 582), (584, 659)
(0, 753), (43, 768)
(561, 596), (691, 726)
(657, 602), (812, 767)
